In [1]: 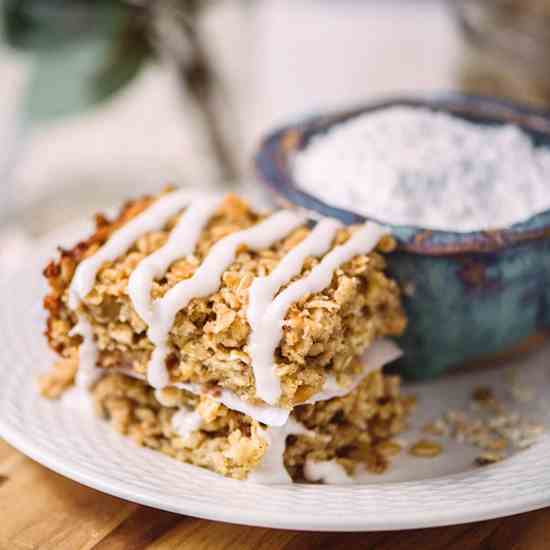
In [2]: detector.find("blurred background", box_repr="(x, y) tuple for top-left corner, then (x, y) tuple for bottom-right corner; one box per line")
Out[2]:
(1, 0), (549, 273)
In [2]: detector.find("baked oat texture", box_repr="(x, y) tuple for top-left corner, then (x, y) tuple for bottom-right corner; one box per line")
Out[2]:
(92, 372), (414, 481)
(41, 190), (406, 407)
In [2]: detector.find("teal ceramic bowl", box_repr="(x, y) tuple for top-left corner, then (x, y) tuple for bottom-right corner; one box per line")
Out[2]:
(255, 95), (550, 379)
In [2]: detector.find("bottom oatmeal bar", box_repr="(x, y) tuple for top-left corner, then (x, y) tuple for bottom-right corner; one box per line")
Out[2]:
(91, 371), (414, 483)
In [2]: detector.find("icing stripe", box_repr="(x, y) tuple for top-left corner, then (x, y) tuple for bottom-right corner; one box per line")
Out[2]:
(148, 373), (291, 426)
(146, 210), (307, 389)
(69, 189), (191, 309)
(69, 317), (101, 388)
(174, 382), (291, 426)
(247, 218), (342, 404)
(250, 222), (387, 404)
(110, 338), (401, 426)
(67, 189), (194, 394)
(128, 195), (223, 324)
(248, 418), (313, 484)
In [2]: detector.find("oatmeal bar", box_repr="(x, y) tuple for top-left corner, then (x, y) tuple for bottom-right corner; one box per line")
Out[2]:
(42, 189), (406, 408)
(92, 369), (413, 482)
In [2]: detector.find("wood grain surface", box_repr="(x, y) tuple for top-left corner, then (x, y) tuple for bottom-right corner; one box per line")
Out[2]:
(0, 439), (547, 550)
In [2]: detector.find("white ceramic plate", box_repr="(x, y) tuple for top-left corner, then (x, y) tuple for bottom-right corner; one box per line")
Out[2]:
(0, 231), (549, 531)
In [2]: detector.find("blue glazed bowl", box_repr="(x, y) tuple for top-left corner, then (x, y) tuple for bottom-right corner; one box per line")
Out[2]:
(255, 94), (550, 379)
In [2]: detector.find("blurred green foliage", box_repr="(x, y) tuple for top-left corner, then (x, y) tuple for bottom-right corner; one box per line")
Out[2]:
(2, 0), (152, 123)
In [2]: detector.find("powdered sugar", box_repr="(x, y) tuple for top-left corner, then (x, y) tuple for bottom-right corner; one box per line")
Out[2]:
(293, 107), (550, 232)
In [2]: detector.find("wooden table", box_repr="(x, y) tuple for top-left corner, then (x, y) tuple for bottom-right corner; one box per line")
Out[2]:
(1, 441), (548, 550)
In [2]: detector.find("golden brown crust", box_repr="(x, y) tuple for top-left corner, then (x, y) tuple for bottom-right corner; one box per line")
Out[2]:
(43, 192), (159, 355)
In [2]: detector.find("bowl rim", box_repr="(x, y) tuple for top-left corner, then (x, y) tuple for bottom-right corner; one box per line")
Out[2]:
(254, 93), (550, 255)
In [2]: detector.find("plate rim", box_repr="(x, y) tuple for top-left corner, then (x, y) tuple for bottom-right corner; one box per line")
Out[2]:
(0, 239), (549, 531)
(1, 413), (549, 531)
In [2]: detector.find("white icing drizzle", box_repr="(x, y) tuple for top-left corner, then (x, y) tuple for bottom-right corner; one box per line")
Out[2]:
(147, 341), (171, 390)
(305, 338), (403, 404)
(247, 218), (342, 404)
(69, 318), (101, 388)
(63, 186), (396, 449)
(171, 408), (203, 440)
(246, 222), (387, 404)
(303, 459), (354, 484)
(119, 339), (401, 425)
(146, 210), (307, 389)
(174, 382), (290, 427)
(248, 418), (313, 484)
(67, 189), (192, 387)
(145, 372), (290, 426)
(128, 195), (223, 325)
(153, 388), (173, 407)
(68, 189), (192, 309)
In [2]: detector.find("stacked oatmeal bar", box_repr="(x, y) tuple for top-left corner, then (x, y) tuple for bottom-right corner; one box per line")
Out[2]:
(40, 189), (413, 482)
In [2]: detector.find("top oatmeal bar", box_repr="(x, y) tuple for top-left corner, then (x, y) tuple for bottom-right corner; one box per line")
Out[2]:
(42, 189), (406, 409)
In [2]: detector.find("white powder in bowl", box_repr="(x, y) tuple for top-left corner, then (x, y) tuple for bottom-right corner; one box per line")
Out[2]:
(292, 107), (550, 232)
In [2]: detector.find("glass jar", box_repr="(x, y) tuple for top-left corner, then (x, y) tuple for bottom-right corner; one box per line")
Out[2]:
(451, 0), (550, 108)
